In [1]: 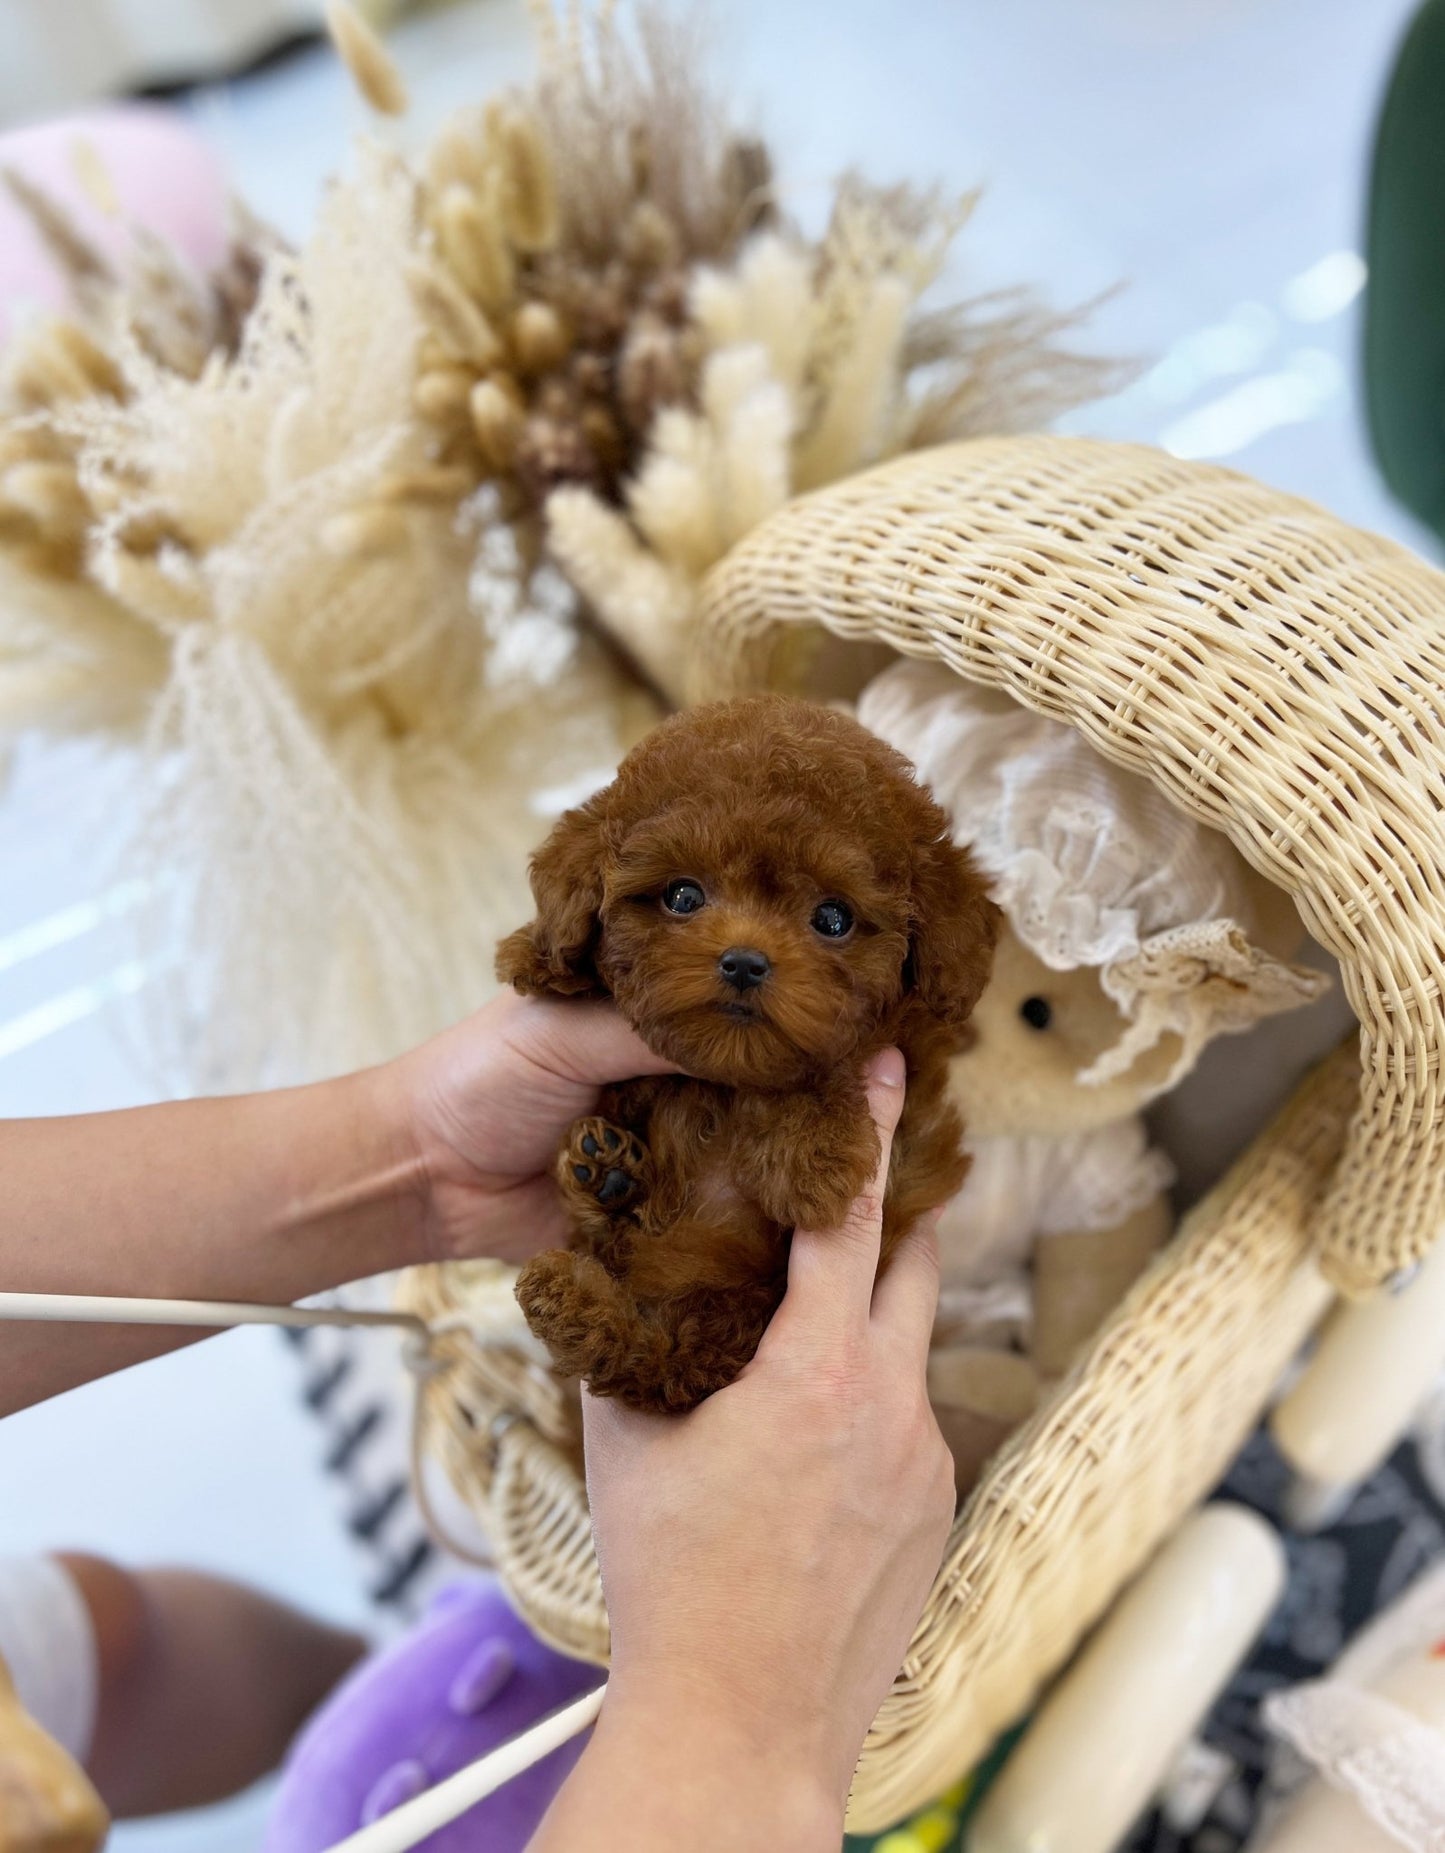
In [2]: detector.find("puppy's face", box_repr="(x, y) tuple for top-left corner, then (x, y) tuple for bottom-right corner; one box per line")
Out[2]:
(596, 804), (911, 1087)
(497, 695), (999, 1087)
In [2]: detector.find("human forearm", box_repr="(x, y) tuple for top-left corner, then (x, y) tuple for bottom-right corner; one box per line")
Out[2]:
(0, 1065), (425, 1413)
(529, 1680), (842, 1853)
(0, 992), (677, 1414)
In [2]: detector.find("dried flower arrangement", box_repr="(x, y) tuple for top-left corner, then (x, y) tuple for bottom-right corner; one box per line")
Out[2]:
(0, 1), (1120, 1089)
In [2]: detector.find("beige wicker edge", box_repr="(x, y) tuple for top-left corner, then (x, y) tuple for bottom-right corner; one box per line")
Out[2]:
(402, 1262), (609, 1662)
(694, 436), (1445, 1295)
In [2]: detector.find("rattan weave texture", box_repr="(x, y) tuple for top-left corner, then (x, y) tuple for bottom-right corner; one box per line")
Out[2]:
(696, 437), (1445, 1295)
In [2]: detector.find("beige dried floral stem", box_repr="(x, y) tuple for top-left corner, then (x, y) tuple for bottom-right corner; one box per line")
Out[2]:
(68, 135), (121, 219)
(0, 164), (278, 615)
(325, 0), (410, 117)
(397, 2), (1120, 709)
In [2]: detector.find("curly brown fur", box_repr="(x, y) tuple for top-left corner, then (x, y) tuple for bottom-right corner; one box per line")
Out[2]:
(500, 695), (998, 1411)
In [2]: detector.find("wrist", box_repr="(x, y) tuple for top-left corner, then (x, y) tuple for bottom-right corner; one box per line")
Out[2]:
(598, 1668), (847, 1845)
(346, 1061), (434, 1271)
(275, 1064), (432, 1284)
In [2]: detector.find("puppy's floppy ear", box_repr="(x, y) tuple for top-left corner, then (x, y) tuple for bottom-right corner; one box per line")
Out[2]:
(905, 834), (1001, 1032)
(497, 798), (609, 997)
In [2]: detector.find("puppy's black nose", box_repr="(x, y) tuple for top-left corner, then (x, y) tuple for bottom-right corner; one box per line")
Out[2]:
(718, 946), (770, 991)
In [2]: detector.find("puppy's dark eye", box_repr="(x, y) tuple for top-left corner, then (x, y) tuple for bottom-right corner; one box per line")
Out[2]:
(662, 879), (706, 917)
(811, 900), (853, 939)
(1020, 996), (1053, 1031)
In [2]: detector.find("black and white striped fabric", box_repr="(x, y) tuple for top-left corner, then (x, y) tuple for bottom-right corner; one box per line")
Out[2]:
(279, 1284), (492, 1623)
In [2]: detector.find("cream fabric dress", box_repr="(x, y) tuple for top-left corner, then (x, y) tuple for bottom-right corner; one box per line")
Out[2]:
(935, 1122), (1176, 1348)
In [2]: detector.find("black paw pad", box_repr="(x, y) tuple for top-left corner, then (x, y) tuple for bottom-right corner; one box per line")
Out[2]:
(597, 1168), (634, 1206)
(603, 1127), (621, 1151)
(580, 1134), (600, 1158)
(572, 1163), (592, 1182)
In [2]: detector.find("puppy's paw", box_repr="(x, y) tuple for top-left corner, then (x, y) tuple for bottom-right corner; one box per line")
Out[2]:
(516, 1249), (605, 1372)
(766, 1120), (880, 1231)
(515, 1249), (644, 1385)
(782, 1175), (862, 1233)
(515, 1248), (580, 1345)
(559, 1116), (649, 1212)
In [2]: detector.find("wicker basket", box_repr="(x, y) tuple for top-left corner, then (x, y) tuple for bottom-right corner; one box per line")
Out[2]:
(403, 435), (1445, 1830)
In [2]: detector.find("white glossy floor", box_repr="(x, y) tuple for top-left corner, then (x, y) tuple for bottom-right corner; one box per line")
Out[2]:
(0, 1), (1431, 1846)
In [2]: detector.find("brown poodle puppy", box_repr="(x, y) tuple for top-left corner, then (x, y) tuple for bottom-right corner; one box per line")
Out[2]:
(498, 695), (998, 1412)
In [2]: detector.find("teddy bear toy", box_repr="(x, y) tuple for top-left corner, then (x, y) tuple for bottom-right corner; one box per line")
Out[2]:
(497, 693), (999, 1413)
(263, 1578), (601, 1853)
(859, 662), (1331, 1495)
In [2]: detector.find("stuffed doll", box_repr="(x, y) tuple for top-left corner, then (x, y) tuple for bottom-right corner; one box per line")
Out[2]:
(497, 694), (999, 1413)
(859, 662), (1331, 1494)
(263, 1579), (602, 1853)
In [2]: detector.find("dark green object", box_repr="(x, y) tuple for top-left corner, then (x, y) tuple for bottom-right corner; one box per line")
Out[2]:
(1365, 0), (1445, 541)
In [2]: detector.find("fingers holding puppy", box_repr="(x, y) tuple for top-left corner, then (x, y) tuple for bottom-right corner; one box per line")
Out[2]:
(871, 1206), (945, 1371)
(767, 1047), (907, 1350)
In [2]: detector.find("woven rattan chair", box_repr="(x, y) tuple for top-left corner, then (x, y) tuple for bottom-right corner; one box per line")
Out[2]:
(404, 435), (1445, 1830)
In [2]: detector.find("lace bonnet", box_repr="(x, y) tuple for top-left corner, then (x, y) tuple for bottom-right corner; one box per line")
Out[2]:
(858, 659), (1329, 1092)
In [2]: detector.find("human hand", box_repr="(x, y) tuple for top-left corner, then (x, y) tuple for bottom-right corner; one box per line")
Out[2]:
(387, 990), (677, 1266)
(580, 1049), (955, 1836)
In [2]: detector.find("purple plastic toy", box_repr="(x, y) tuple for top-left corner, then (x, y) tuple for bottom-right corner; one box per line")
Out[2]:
(263, 1579), (603, 1853)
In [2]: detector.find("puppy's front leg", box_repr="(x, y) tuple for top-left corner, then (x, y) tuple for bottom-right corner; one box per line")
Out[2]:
(736, 1078), (879, 1232)
(516, 1250), (655, 1394)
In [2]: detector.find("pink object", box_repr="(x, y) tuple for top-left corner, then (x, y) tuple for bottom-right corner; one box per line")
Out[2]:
(0, 105), (231, 339)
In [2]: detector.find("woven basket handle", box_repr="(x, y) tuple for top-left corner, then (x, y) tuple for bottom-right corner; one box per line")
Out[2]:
(694, 436), (1445, 1294)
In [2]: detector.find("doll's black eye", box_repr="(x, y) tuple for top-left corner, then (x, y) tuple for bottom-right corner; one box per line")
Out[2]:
(811, 900), (853, 939)
(663, 879), (706, 916)
(1020, 996), (1053, 1031)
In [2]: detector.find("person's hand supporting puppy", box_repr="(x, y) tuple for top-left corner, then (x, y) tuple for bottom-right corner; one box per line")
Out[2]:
(0, 990), (674, 1414)
(530, 1050), (957, 1851)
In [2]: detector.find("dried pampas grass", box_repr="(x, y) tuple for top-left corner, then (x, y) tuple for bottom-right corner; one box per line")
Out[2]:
(0, 2), (1120, 1088)
(1, 142), (657, 1088)
(325, 0), (410, 116)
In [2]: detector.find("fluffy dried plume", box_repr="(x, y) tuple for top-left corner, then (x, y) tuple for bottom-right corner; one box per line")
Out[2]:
(0, 142), (656, 1086)
(1, 166), (115, 317)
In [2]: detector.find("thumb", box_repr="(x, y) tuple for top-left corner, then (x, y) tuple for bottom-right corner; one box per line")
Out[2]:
(507, 995), (682, 1084)
(779, 1047), (907, 1336)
